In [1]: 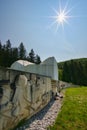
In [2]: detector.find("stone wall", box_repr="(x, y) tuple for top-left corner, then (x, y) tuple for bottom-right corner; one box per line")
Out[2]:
(0, 68), (57, 130)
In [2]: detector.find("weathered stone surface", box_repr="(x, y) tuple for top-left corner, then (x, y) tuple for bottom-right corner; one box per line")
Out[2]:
(0, 69), (57, 130)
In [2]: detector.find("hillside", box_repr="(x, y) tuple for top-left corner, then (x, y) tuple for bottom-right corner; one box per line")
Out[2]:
(58, 58), (87, 86)
(58, 58), (87, 69)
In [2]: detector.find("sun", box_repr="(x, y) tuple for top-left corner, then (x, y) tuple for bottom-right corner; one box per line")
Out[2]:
(57, 12), (66, 23)
(49, 1), (73, 32)
(55, 8), (69, 27)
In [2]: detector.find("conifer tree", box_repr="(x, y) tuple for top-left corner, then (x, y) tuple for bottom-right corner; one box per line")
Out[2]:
(35, 54), (41, 64)
(28, 49), (35, 63)
(18, 42), (26, 59)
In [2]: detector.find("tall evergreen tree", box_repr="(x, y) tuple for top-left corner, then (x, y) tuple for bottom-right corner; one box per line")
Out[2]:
(0, 41), (3, 66)
(18, 42), (26, 59)
(6, 40), (12, 66)
(62, 62), (71, 82)
(35, 54), (41, 64)
(70, 60), (77, 83)
(6, 39), (11, 50)
(2, 40), (12, 67)
(0, 41), (2, 49)
(10, 47), (19, 65)
(28, 49), (35, 63)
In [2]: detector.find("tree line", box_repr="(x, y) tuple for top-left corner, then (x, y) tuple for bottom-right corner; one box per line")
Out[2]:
(0, 40), (41, 67)
(58, 58), (87, 86)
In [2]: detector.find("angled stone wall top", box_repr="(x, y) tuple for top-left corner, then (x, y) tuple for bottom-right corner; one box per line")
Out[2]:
(10, 57), (58, 81)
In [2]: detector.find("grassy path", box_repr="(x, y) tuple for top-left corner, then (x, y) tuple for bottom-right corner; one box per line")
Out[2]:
(49, 87), (87, 130)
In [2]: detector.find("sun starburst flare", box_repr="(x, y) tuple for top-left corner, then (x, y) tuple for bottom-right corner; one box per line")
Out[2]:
(49, 1), (74, 32)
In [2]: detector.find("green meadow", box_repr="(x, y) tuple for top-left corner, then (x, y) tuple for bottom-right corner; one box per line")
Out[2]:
(49, 87), (87, 130)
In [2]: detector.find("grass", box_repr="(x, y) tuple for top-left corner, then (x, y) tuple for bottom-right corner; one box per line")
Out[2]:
(49, 86), (87, 130)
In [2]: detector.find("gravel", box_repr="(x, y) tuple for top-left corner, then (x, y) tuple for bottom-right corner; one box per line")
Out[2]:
(16, 97), (62, 130)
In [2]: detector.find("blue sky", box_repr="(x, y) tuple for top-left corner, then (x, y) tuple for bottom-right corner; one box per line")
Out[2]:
(0, 0), (87, 62)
